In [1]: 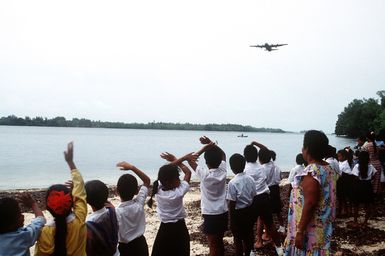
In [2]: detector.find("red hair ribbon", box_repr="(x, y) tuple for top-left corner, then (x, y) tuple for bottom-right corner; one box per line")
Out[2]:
(47, 190), (72, 215)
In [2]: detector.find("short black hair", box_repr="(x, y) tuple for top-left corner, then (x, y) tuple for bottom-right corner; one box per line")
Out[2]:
(229, 154), (246, 174)
(270, 150), (276, 161)
(204, 147), (222, 168)
(325, 145), (337, 159)
(259, 148), (271, 164)
(303, 130), (329, 161)
(85, 180), (109, 210)
(244, 145), (258, 163)
(117, 174), (138, 201)
(295, 153), (305, 165)
(0, 197), (20, 234)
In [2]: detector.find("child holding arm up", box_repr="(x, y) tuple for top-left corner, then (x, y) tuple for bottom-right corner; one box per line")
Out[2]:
(115, 162), (151, 256)
(0, 193), (45, 256)
(148, 152), (196, 256)
(35, 142), (88, 256)
(188, 136), (228, 256)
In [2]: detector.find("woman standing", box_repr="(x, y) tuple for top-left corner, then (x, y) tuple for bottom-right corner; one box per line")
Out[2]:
(284, 130), (338, 255)
(362, 132), (382, 195)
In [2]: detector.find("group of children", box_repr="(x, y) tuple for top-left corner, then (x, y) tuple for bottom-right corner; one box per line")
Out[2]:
(0, 136), (289, 256)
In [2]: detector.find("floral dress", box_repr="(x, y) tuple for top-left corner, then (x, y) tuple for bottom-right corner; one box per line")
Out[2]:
(362, 142), (382, 194)
(284, 163), (338, 256)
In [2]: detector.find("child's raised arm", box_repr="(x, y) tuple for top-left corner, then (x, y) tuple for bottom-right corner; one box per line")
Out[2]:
(251, 140), (269, 150)
(64, 142), (87, 222)
(19, 193), (44, 218)
(116, 161), (151, 188)
(160, 152), (195, 183)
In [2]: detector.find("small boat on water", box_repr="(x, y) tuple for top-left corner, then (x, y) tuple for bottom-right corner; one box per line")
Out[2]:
(237, 133), (248, 138)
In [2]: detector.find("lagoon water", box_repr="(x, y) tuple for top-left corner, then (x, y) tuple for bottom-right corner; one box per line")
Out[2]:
(0, 126), (355, 190)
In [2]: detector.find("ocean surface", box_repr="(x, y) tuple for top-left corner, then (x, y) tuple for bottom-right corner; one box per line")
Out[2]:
(0, 126), (355, 190)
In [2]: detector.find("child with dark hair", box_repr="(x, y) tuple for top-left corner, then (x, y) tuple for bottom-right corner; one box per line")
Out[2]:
(115, 162), (151, 256)
(325, 145), (341, 176)
(250, 141), (284, 251)
(227, 153), (256, 256)
(350, 151), (377, 227)
(187, 136), (228, 256)
(336, 149), (353, 217)
(85, 180), (118, 256)
(0, 193), (45, 255)
(148, 152), (196, 256)
(34, 142), (87, 256)
(288, 153), (305, 186)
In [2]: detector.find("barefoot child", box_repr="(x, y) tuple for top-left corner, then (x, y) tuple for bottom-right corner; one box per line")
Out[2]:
(0, 193), (45, 256)
(34, 142), (88, 256)
(85, 180), (118, 256)
(148, 152), (195, 256)
(115, 162), (151, 256)
(227, 153), (256, 256)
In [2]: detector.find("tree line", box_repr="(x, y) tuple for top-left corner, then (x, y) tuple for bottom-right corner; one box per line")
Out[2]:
(335, 91), (385, 137)
(0, 115), (286, 133)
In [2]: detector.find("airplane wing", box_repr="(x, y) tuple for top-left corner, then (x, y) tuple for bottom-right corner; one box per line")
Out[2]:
(271, 44), (288, 48)
(250, 45), (265, 48)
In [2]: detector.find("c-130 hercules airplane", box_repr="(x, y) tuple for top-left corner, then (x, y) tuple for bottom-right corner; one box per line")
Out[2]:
(250, 43), (288, 51)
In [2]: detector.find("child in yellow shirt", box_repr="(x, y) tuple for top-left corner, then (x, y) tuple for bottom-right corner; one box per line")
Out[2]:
(34, 142), (87, 256)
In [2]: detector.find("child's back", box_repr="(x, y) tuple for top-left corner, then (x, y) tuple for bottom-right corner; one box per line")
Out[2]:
(0, 195), (45, 256)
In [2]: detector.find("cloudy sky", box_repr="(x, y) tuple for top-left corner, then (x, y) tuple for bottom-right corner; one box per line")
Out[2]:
(1, 0), (384, 133)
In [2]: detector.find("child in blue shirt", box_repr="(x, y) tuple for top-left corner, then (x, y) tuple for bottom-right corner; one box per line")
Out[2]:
(0, 193), (45, 256)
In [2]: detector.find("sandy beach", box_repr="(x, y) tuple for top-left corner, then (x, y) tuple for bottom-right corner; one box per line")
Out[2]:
(2, 179), (385, 256)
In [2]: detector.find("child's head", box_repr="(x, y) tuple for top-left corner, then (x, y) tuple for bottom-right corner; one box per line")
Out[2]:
(0, 197), (23, 234)
(204, 147), (222, 169)
(85, 180), (109, 210)
(258, 148), (271, 164)
(244, 144), (258, 163)
(147, 164), (180, 208)
(302, 130), (329, 162)
(117, 174), (138, 201)
(229, 154), (246, 174)
(46, 184), (73, 256)
(270, 150), (276, 161)
(337, 149), (348, 162)
(325, 145), (337, 159)
(295, 153), (305, 165)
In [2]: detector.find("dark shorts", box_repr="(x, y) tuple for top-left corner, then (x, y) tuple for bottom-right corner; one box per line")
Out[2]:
(119, 235), (149, 256)
(252, 193), (273, 225)
(231, 205), (254, 238)
(151, 219), (190, 256)
(268, 185), (282, 214)
(202, 212), (228, 235)
(353, 180), (374, 204)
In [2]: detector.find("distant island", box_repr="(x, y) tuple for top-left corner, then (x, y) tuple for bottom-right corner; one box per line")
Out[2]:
(0, 115), (287, 133)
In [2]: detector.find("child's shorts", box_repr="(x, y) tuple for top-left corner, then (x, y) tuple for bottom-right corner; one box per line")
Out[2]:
(231, 205), (254, 238)
(252, 192), (273, 225)
(202, 212), (228, 235)
(268, 185), (282, 214)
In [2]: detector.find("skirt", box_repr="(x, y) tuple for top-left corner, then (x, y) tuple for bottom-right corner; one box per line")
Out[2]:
(151, 219), (190, 256)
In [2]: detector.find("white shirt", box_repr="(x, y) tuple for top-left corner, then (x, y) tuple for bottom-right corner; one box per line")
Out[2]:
(155, 180), (189, 223)
(244, 162), (270, 195)
(351, 164), (377, 180)
(116, 186), (148, 243)
(339, 160), (352, 174)
(261, 161), (277, 187)
(226, 172), (256, 209)
(288, 164), (304, 184)
(325, 157), (341, 175)
(196, 161), (228, 215)
(87, 207), (108, 222)
(272, 162), (282, 185)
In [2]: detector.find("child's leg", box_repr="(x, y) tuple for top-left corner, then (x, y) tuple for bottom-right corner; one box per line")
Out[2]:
(255, 217), (264, 248)
(233, 235), (243, 256)
(244, 228), (254, 256)
(207, 233), (224, 256)
(363, 203), (371, 226)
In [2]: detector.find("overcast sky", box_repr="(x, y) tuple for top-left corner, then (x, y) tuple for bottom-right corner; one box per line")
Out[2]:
(1, 0), (384, 133)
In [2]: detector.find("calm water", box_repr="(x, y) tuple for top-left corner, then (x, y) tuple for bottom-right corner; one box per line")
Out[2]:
(0, 126), (355, 189)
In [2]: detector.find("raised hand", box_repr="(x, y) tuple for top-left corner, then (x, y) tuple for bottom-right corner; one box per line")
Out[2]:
(64, 142), (74, 163)
(183, 152), (198, 163)
(116, 161), (135, 171)
(199, 136), (212, 145)
(160, 152), (177, 162)
(64, 180), (74, 191)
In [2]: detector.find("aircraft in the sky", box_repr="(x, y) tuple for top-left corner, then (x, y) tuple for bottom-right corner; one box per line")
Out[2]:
(250, 43), (288, 51)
